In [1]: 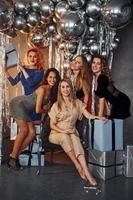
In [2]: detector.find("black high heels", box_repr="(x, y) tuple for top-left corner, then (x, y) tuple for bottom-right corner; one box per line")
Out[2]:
(8, 157), (21, 170)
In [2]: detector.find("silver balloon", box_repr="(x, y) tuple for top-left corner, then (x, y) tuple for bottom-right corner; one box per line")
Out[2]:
(81, 44), (89, 54)
(101, 51), (107, 57)
(47, 24), (56, 34)
(31, 32), (44, 45)
(86, 17), (97, 27)
(40, 0), (54, 18)
(57, 12), (85, 39)
(68, 0), (85, 10)
(0, 1), (10, 12)
(86, 0), (101, 18)
(102, 0), (133, 29)
(31, 0), (41, 12)
(55, 1), (70, 19)
(52, 0), (62, 4)
(14, 2), (30, 15)
(26, 11), (41, 27)
(0, 12), (11, 31)
(87, 26), (97, 37)
(67, 42), (78, 53)
(13, 16), (27, 30)
(89, 42), (99, 54)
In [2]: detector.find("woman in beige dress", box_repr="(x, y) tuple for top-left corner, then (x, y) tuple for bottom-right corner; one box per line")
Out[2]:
(48, 79), (106, 186)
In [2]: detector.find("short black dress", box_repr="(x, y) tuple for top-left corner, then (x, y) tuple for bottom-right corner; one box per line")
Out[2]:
(95, 74), (131, 119)
(10, 92), (49, 122)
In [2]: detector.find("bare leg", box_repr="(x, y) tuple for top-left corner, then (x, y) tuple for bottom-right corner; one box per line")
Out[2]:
(77, 154), (97, 186)
(10, 119), (28, 159)
(66, 150), (86, 180)
(18, 122), (36, 154)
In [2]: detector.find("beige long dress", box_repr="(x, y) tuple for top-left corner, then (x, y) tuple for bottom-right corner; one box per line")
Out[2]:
(48, 99), (86, 157)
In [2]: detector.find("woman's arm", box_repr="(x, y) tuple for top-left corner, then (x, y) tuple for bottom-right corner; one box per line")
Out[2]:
(98, 97), (105, 117)
(35, 85), (51, 113)
(82, 108), (106, 121)
(50, 120), (66, 134)
(82, 79), (89, 106)
(5, 69), (21, 85)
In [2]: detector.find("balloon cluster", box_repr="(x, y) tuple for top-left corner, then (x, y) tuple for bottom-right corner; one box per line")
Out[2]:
(0, 0), (133, 66)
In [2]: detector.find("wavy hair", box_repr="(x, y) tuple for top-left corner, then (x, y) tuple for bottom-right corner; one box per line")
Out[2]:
(89, 54), (111, 80)
(57, 79), (76, 111)
(71, 54), (90, 90)
(24, 47), (44, 70)
(43, 68), (61, 104)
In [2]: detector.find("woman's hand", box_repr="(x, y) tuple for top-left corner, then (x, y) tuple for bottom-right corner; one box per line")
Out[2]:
(98, 116), (108, 123)
(66, 128), (76, 134)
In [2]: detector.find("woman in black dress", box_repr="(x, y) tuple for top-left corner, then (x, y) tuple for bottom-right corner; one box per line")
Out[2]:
(90, 55), (131, 119)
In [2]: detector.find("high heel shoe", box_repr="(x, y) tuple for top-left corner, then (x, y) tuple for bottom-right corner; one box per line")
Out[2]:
(8, 157), (20, 170)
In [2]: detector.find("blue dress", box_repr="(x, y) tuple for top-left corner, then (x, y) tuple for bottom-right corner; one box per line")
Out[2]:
(8, 67), (44, 121)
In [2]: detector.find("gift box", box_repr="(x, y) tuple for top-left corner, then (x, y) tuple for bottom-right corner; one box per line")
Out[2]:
(88, 119), (123, 151)
(5, 43), (18, 69)
(89, 163), (123, 181)
(123, 145), (133, 177)
(88, 149), (123, 166)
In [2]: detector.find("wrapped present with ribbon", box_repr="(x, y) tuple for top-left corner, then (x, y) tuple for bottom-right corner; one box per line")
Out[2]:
(88, 119), (123, 151)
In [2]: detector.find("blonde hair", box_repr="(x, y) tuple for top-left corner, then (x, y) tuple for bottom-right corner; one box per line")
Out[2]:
(57, 79), (76, 111)
(24, 47), (44, 70)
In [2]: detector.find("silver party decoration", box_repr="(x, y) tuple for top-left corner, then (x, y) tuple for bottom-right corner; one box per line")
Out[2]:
(68, 0), (85, 10)
(14, 2), (30, 16)
(87, 26), (97, 37)
(89, 42), (99, 54)
(110, 41), (118, 51)
(55, 1), (70, 19)
(0, 12), (11, 31)
(67, 42), (78, 53)
(0, 1), (10, 12)
(85, 53), (92, 63)
(52, 0), (62, 4)
(86, 0), (101, 18)
(48, 24), (56, 34)
(86, 17), (97, 27)
(13, 16), (27, 30)
(31, 0), (41, 12)
(3, 27), (17, 38)
(31, 31), (44, 45)
(102, 0), (133, 29)
(52, 33), (62, 43)
(26, 11), (41, 27)
(40, 0), (54, 18)
(20, 25), (32, 34)
(57, 12), (85, 39)
(81, 44), (89, 54)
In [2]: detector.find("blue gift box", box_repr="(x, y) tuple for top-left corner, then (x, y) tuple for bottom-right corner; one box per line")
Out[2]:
(89, 119), (123, 151)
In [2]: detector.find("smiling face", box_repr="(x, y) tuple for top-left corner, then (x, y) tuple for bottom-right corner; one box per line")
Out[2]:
(27, 51), (38, 66)
(71, 56), (83, 71)
(46, 71), (57, 87)
(91, 57), (102, 75)
(60, 81), (71, 97)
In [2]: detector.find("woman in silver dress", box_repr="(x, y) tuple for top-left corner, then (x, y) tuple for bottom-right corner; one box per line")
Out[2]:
(8, 68), (60, 170)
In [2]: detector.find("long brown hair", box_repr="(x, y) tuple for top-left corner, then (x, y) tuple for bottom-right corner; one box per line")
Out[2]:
(90, 54), (111, 80)
(57, 79), (76, 111)
(24, 47), (44, 70)
(71, 54), (90, 91)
